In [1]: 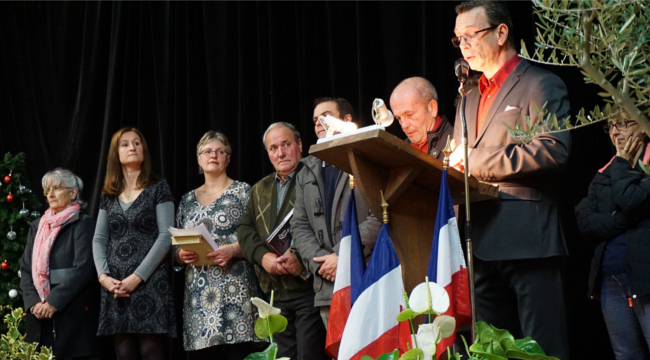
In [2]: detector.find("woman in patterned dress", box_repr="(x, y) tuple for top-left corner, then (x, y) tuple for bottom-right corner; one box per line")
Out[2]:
(175, 131), (265, 360)
(93, 127), (176, 360)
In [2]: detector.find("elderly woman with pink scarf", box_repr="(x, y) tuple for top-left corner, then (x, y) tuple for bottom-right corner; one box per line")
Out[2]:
(20, 168), (100, 359)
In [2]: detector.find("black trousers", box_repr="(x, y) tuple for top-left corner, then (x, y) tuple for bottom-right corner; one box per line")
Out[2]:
(274, 293), (328, 360)
(474, 256), (570, 360)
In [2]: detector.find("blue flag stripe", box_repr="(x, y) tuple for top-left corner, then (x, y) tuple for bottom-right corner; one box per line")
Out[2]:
(345, 191), (366, 305)
(360, 224), (400, 292)
(427, 170), (455, 281)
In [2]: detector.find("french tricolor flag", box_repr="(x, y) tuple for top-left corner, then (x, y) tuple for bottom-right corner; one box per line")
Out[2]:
(427, 169), (472, 359)
(326, 191), (366, 358)
(337, 224), (411, 360)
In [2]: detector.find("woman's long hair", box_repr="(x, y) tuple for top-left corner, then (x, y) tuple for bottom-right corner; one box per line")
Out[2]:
(101, 127), (157, 197)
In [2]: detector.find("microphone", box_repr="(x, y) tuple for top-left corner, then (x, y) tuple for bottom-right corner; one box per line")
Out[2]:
(454, 58), (470, 83)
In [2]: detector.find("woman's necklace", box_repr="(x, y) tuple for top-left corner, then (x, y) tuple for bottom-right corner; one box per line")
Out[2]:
(123, 183), (134, 200)
(123, 179), (139, 200)
(203, 180), (230, 197)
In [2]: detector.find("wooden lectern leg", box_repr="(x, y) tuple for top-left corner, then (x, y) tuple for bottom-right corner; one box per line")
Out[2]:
(384, 166), (421, 205)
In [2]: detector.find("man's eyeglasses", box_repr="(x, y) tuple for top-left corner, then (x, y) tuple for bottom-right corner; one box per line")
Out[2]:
(452, 25), (498, 47)
(603, 120), (635, 133)
(200, 149), (229, 157)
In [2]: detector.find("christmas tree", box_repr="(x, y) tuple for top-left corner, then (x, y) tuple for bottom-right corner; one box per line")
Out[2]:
(0, 153), (43, 332)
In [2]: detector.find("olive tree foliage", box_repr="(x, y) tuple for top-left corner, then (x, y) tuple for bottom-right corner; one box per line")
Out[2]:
(508, 0), (650, 143)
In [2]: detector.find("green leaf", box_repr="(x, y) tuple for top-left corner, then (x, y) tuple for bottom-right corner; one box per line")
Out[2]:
(503, 339), (561, 360)
(260, 314), (287, 339)
(254, 314), (288, 339)
(243, 342), (278, 360)
(521, 40), (531, 59)
(269, 314), (288, 334)
(629, 67), (650, 76)
(619, 12), (636, 34)
(515, 337), (550, 354)
(469, 346), (508, 360)
(396, 309), (417, 322)
(254, 318), (271, 339)
(363, 349), (400, 360)
(550, 114), (559, 131)
(400, 348), (424, 360)
(562, 118), (575, 129)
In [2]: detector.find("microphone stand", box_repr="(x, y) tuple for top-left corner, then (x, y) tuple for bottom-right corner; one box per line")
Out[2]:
(458, 81), (477, 343)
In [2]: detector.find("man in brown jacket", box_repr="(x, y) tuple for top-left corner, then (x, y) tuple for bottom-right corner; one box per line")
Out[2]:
(238, 122), (328, 360)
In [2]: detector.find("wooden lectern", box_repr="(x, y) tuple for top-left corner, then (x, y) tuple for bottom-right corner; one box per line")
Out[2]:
(309, 129), (497, 296)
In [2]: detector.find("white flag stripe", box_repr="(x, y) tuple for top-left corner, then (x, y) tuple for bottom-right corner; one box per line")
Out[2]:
(338, 265), (404, 360)
(333, 234), (352, 292)
(436, 218), (465, 287)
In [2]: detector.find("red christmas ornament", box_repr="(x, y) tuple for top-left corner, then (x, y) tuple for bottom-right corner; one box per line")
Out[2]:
(4, 175), (11, 183)
(1, 260), (8, 271)
(6, 193), (14, 203)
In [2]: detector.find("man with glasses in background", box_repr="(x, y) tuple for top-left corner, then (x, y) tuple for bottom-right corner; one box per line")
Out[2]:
(448, 1), (571, 359)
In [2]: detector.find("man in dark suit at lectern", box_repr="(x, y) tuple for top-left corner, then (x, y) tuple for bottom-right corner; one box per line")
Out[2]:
(449, 1), (571, 359)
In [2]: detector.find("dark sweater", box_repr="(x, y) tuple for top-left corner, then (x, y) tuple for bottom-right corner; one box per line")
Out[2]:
(238, 163), (313, 302)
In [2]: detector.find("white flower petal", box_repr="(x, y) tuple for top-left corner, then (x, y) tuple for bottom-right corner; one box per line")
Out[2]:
(416, 323), (439, 357)
(251, 297), (281, 318)
(433, 315), (456, 339)
(409, 281), (450, 314)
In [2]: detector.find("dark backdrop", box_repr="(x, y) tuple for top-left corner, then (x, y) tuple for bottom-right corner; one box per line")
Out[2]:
(0, 1), (616, 359)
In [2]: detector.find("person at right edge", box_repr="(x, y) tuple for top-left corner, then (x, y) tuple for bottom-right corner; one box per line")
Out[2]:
(576, 115), (650, 360)
(448, 1), (571, 359)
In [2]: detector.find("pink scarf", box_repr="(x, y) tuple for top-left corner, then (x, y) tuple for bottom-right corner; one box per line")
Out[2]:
(599, 143), (650, 173)
(32, 202), (81, 301)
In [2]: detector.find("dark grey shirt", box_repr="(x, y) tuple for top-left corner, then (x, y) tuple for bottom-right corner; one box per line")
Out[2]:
(275, 170), (297, 215)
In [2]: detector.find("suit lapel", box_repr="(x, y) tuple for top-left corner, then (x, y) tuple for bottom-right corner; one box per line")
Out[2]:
(474, 60), (529, 146)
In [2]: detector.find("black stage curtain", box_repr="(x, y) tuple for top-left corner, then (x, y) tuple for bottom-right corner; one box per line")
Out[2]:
(0, 1), (616, 359)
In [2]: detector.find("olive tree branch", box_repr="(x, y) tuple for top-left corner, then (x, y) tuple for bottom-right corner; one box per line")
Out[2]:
(578, 10), (650, 134)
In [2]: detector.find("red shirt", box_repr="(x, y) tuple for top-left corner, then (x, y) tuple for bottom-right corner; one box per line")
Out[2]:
(476, 55), (520, 135)
(410, 116), (443, 153)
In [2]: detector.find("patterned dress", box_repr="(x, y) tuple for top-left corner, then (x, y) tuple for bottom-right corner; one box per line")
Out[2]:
(176, 181), (263, 350)
(97, 179), (176, 336)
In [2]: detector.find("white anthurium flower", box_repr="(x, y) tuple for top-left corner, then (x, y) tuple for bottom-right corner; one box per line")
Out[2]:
(251, 297), (281, 319)
(433, 315), (456, 339)
(415, 323), (439, 359)
(409, 281), (450, 314)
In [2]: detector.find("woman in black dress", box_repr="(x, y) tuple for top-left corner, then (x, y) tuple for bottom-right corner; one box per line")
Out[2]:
(93, 127), (175, 359)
